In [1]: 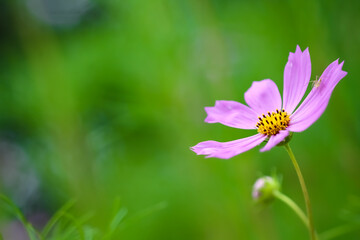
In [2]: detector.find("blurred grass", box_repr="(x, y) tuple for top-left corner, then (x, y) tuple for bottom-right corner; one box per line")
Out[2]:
(0, 0), (359, 239)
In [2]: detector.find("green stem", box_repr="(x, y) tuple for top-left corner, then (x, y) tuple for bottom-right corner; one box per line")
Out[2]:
(284, 143), (317, 240)
(273, 191), (309, 229)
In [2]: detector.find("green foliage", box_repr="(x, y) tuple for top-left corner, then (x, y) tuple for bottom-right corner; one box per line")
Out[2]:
(0, 195), (40, 240)
(0, 195), (166, 240)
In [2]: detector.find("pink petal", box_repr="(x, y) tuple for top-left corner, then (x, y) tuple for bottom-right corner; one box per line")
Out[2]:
(260, 130), (289, 152)
(191, 134), (267, 159)
(244, 79), (282, 116)
(283, 46), (311, 114)
(288, 60), (347, 132)
(205, 100), (258, 129)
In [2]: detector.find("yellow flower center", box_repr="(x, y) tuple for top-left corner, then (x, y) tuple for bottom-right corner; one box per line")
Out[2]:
(256, 109), (290, 136)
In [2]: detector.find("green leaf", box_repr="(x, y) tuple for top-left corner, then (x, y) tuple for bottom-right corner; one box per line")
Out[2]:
(119, 201), (167, 230)
(0, 194), (41, 240)
(102, 207), (128, 240)
(41, 199), (76, 238)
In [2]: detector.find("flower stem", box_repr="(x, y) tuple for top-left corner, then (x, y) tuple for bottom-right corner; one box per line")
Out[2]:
(273, 191), (308, 229)
(284, 143), (317, 240)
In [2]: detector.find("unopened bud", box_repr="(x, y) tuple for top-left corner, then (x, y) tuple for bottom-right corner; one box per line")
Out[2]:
(252, 176), (280, 204)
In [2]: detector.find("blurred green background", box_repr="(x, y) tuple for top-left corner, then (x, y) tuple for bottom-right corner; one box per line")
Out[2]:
(0, 0), (359, 239)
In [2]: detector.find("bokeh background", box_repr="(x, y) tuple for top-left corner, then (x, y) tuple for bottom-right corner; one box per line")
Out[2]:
(0, 0), (359, 239)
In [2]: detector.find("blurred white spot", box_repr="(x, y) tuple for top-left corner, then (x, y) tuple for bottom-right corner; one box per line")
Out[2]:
(0, 141), (39, 207)
(25, 0), (92, 27)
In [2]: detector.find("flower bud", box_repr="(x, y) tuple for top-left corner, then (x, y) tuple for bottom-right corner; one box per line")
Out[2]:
(252, 176), (280, 204)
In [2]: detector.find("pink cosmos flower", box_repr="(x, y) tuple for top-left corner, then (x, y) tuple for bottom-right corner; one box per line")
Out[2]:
(191, 46), (347, 159)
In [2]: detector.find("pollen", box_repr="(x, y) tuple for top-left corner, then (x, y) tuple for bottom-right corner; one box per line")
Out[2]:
(256, 109), (290, 136)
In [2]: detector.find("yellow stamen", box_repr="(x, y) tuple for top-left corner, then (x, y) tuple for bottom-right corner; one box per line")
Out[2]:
(256, 109), (290, 136)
